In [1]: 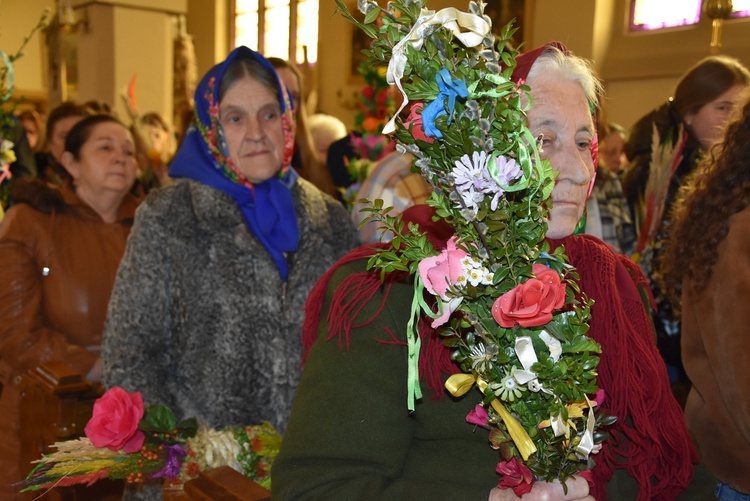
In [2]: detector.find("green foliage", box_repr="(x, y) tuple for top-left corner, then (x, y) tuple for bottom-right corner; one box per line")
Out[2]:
(339, 0), (614, 486)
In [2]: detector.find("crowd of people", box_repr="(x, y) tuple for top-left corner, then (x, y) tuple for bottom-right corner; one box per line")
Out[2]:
(0, 8), (749, 501)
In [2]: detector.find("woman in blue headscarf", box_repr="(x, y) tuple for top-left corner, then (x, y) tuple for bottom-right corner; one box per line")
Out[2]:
(102, 47), (358, 496)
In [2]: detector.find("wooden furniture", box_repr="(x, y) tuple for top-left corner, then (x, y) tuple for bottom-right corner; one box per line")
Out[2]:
(163, 466), (271, 501)
(17, 361), (123, 500)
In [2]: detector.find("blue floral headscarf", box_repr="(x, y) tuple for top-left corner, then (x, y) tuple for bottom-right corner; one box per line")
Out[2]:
(170, 46), (299, 281)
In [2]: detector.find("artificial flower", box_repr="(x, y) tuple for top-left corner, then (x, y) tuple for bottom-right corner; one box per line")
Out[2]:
(84, 386), (145, 453)
(403, 102), (434, 144)
(491, 264), (567, 328)
(466, 404), (489, 427)
(496, 457), (534, 497)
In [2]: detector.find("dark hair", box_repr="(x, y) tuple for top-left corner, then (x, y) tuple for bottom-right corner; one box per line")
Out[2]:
(64, 114), (128, 160)
(218, 56), (279, 103)
(44, 101), (90, 150)
(141, 112), (170, 132)
(673, 56), (750, 119)
(661, 88), (750, 307)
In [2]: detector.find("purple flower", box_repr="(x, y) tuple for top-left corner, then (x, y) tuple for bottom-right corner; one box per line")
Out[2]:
(151, 444), (187, 479)
(452, 151), (522, 214)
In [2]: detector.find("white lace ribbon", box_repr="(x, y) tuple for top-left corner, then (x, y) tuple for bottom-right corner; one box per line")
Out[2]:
(383, 7), (490, 134)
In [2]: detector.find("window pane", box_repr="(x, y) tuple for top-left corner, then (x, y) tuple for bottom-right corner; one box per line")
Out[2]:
(236, 11), (259, 50)
(732, 0), (750, 17)
(297, 0), (319, 63)
(264, 2), (290, 60)
(236, 0), (257, 15)
(631, 0), (701, 30)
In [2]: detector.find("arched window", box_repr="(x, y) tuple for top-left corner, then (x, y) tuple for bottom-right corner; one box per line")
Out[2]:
(233, 0), (319, 64)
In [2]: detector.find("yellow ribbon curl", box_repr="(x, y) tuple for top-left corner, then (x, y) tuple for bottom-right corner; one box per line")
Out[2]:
(445, 373), (537, 460)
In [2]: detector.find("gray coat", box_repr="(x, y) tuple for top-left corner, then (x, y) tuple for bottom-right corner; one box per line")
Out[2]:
(103, 178), (358, 436)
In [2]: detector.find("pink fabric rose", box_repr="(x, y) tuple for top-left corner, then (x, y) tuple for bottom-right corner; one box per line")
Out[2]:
(403, 102), (434, 144)
(491, 263), (566, 328)
(466, 404), (489, 428)
(418, 237), (467, 327)
(84, 386), (145, 453)
(496, 457), (534, 497)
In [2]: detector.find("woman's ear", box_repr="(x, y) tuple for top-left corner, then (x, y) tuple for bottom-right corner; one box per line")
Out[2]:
(60, 151), (79, 180)
(683, 111), (695, 127)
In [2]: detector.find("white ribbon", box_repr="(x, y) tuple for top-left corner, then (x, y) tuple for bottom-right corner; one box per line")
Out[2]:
(383, 7), (491, 134)
(575, 395), (596, 459)
(512, 331), (561, 394)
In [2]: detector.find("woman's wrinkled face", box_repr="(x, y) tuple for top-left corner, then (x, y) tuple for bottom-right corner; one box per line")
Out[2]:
(526, 75), (596, 239)
(685, 84), (745, 151)
(66, 122), (138, 197)
(220, 76), (286, 184)
(49, 115), (84, 162)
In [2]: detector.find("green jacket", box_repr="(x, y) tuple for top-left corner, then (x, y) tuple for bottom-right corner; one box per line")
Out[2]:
(272, 259), (716, 500)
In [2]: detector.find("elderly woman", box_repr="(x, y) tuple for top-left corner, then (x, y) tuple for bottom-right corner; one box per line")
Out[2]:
(0, 114), (139, 496)
(102, 46), (358, 498)
(272, 43), (705, 501)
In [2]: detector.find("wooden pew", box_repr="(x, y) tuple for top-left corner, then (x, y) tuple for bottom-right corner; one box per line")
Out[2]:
(17, 361), (123, 500)
(163, 466), (271, 501)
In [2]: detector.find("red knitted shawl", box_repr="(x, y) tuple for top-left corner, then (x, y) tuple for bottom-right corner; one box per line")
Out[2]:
(301, 205), (696, 501)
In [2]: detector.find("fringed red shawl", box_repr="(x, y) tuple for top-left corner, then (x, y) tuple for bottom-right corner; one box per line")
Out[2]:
(301, 205), (696, 500)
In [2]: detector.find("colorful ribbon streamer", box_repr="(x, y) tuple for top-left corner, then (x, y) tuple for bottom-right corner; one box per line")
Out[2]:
(383, 7), (490, 134)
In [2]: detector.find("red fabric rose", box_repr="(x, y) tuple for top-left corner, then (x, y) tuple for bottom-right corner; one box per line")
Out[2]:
(402, 102), (434, 144)
(84, 386), (145, 453)
(491, 263), (566, 328)
(496, 458), (534, 497)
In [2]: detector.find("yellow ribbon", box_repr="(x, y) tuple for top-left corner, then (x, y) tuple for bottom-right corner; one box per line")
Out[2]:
(445, 374), (537, 460)
(383, 7), (491, 134)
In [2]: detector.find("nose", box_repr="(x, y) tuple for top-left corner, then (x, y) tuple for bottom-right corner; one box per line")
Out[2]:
(548, 141), (594, 186)
(244, 118), (265, 142)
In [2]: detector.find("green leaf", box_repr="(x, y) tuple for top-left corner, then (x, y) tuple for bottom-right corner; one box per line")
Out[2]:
(140, 404), (177, 434)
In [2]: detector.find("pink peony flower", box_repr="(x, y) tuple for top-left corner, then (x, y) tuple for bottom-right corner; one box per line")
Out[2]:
(496, 457), (534, 497)
(84, 386), (145, 453)
(491, 263), (566, 328)
(403, 102), (434, 144)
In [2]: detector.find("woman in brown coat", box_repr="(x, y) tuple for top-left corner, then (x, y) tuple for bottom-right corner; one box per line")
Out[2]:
(662, 88), (750, 500)
(0, 114), (139, 498)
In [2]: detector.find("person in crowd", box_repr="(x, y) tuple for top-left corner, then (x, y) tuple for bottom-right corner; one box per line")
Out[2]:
(272, 42), (709, 501)
(16, 109), (44, 154)
(621, 55), (750, 387)
(130, 111), (177, 195)
(661, 89), (750, 501)
(308, 112), (348, 166)
(268, 57), (339, 198)
(583, 122), (635, 255)
(0, 114), (139, 497)
(36, 101), (91, 185)
(102, 46), (358, 499)
(351, 151), (431, 244)
(598, 122), (626, 176)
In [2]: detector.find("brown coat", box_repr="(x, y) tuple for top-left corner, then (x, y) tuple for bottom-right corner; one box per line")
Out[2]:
(682, 205), (750, 494)
(0, 184), (137, 498)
